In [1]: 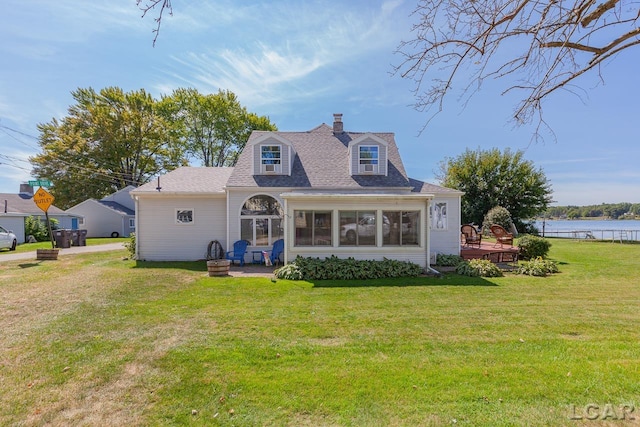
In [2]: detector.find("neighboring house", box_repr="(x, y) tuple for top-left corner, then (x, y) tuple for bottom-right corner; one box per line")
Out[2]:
(130, 114), (463, 268)
(67, 186), (136, 238)
(0, 184), (80, 244)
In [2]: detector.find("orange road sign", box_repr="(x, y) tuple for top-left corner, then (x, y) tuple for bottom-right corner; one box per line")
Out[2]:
(33, 187), (55, 212)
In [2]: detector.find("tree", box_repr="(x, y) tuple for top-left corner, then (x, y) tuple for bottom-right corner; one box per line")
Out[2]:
(437, 148), (552, 229)
(394, 0), (640, 134)
(31, 87), (187, 209)
(160, 89), (276, 167)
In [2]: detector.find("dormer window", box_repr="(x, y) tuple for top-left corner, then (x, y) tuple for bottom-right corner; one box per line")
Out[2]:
(261, 145), (281, 173)
(359, 146), (378, 174)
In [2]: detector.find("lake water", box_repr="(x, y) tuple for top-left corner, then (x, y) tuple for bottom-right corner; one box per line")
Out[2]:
(532, 219), (640, 241)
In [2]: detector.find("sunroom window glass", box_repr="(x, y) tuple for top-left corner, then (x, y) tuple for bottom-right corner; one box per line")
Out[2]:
(294, 211), (332, 246)
(339, 210), (376, 246)
(383, 211), (420, 246)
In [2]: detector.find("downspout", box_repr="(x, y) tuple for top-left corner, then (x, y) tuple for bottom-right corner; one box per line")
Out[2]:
(283, 197), (288, 265)
(225, 187), (230, 254)
(425, 197), (441, 276)
(133, 195), (140, 259)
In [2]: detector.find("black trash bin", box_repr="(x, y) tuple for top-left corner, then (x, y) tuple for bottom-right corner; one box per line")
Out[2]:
(69, 230), (79, 246)
(53, 229), (70, 248)
(78, 229), (87, 246)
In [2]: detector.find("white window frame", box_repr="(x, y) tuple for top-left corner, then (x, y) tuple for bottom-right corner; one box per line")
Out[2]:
(261, 144), (282, 173)
(129, 218), (135, 230)
(430, 202), (448, 230)
(358, 145), (379, 174)
(175, 208), (194, 225)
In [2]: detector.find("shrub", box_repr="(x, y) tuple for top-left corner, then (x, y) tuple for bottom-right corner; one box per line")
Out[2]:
(517, 234), (551, 260)
(482, 206), (513, 234)
(435, 254), (464, 267)
(290, 255), (423, 281)
(24, 215), (55, 241)
(274, 263), (304, 280)
(455, 259), (503, 277)
(123, 232), (136, 259)
(516, 257), (558, 276)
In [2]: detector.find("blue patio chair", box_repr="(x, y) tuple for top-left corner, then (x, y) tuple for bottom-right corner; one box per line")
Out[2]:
(265, 239), (284, 266)
(226, 239), (250, 266)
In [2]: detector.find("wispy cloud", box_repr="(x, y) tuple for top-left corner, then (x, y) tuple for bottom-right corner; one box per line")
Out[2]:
(155, 1), (406, 107)
(0, 1), (146, 59)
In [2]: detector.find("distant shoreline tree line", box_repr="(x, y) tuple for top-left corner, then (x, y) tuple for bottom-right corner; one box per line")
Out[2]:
(544, 203), (640, 220)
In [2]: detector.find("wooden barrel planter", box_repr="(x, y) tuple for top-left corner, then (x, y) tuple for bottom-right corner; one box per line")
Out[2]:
(37, 248), (59, 261)
(207, 259), (230, 277)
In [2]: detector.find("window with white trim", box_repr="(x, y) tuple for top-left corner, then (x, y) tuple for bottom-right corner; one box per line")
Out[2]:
(430, 202), (448, 230)
(176, 209), (194, 224)
(339, 210), (378, 246)
(261, 145), (281, 173)
(294, 211), (332, 246)
(383, 211), (420, 246)
(240, 195), (283, 246)
(359, 145), (378, 174)
(129, 218), (135, 230)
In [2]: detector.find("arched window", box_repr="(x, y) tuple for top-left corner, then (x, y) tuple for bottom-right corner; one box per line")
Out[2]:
(240, 195), (283, 246)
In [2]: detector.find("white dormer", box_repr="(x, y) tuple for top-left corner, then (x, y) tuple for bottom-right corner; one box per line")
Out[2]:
(249, 133), (295, 176)
(348, 133), (389, 176)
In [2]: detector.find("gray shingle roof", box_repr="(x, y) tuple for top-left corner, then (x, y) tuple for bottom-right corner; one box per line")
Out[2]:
(409, 178), (463, 194)
(98, 200), (135, 215)
(131, 167), (234, 194)
(226, 123), (412, 189)
(0, 193), (66, 215)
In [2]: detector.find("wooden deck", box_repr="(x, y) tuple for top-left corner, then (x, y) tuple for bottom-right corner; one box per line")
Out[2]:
(460, 241), (520, 261)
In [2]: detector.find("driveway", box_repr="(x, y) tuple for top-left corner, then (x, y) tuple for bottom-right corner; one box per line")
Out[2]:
(0, 242), (126, 263)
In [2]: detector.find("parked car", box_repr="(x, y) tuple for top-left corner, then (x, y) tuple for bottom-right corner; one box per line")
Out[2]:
(0, 225), (17, 251)
(340, 214), (390, 243)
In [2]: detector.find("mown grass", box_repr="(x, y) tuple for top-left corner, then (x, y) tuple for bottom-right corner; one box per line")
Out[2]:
(0, 239), (638, 426)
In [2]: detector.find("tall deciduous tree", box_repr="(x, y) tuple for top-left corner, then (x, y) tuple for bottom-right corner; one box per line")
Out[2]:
(395, 0), (639, 134)
(160, 89), (276, 167)
(437, 148), (552, 229)
(31, 87), (187, 209)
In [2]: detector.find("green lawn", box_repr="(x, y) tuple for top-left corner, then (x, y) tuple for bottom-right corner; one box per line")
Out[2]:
(0, 239), (638, 426)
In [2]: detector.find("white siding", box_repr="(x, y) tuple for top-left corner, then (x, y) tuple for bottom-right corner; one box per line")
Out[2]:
(136, 195), (227, 261)
(0, 217), (25, 244)
(101, 186), (135, 211)
(68, 200), (133, 238)
(429, 195), (462, 257)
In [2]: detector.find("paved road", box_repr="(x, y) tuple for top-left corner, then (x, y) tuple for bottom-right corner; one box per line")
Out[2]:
(0, 242), (126, 263)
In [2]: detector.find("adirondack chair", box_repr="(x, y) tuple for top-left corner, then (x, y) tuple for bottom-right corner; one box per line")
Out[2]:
(226, 239), (250, 266)
(490, 224), (514, 247)
(461, 224), (482, 248)
(264, 239), (284, 266)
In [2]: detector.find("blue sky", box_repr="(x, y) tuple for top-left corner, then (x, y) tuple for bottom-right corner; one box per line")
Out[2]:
(1, 0), (638, 206)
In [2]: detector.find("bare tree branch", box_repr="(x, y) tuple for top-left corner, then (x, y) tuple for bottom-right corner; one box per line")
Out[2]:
(394, 0), (640, 137)
(136, 0), (173, 46)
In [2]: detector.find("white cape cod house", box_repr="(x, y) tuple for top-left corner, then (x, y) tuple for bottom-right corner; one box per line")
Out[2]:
(130, 114), (463, 269)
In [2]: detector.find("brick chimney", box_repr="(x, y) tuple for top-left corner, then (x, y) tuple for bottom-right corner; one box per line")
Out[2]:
(332, 113), (343, 134)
